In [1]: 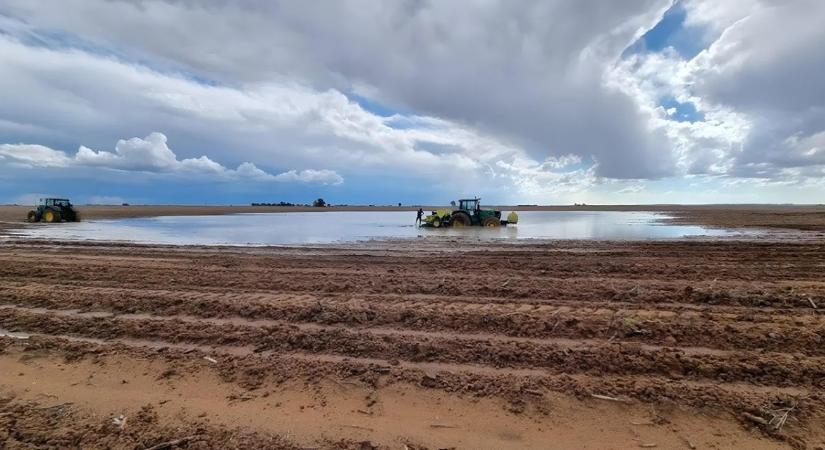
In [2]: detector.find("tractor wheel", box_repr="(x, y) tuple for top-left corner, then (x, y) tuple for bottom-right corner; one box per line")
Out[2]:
(432, 218), (441, 228)
(27, 211), (39, 223)
(482, 217), (501, 227)
(451, 212), (471, 227)
(42, 209), (61, 223)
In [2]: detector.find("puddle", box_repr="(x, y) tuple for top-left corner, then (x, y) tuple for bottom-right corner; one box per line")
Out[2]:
(10, 211), (752, 245)
(0, 328), (30, 339)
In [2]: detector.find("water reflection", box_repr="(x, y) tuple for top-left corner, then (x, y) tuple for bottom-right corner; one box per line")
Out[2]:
(14, 210), (746, 245)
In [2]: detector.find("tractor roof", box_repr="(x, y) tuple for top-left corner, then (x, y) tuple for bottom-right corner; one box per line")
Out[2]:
(458, 198), (479, 201)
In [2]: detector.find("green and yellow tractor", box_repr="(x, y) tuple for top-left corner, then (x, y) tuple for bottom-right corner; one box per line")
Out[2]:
(27, 198), (79, 223)
(420, 198), (518, 228)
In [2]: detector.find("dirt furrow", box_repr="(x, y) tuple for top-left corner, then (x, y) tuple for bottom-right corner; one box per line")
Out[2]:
(3, 236), (825, 447)
(5, 277), (825, 311)
(2, 243), (825, 285)
(3, 267), (825, 310)
(2, 335), (817, 428)
(2, 307), (824, 388)
(2, 283), (822, 356)
(0, 303), (787, 357)
(2, 287), (823, 336)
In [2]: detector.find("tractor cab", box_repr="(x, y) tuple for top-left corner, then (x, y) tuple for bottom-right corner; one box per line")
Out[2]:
(457, 198), (480, 214)
(42, 198), (72, 208)
(454, 198), (500, 226)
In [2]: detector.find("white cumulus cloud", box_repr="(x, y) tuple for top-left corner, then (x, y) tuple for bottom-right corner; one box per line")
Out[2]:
(272, 169), (344, 185)
(0, 132), (343, 185)
(76, 132), (221, 173)
(0, 143), (71, 167)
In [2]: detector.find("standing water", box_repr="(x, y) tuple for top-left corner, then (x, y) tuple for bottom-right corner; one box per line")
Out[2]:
(11, 211), (747, 245)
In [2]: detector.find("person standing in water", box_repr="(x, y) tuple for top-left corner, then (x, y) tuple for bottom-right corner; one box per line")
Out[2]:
(416, 208), (424, 226)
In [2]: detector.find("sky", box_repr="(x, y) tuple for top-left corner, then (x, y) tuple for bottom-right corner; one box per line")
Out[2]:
(0, 0), (824, 205)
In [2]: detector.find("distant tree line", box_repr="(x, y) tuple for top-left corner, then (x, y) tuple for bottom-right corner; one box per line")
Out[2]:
(251, 198), (329, 207)
(251, 201), (306, 206)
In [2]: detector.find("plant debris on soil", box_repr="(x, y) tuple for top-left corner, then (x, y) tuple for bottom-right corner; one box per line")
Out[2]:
(0, 222), (824, 448)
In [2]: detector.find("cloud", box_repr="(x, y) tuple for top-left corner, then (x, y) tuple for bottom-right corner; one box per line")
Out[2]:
(87, 195), (126, 205)
(0, 1), (822, 203)
(12, 193), (55, 205)
(688, 1), (825, 177)
(616, 184), (646, 194)
(0, 0), (679, 180)
(75, 132), (222, 173)
(271, 169), (344, 185)
(0, 143), (71, 167)
(612, 0), (825, 184)
(234, 162), (343, 185)
(0, 132), (344, 185)
(0, 29), (600, 201)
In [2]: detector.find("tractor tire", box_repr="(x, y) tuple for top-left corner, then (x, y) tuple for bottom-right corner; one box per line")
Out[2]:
(432, 218), (441, 228)
(451, 211), (471, 227)
(482, 217), (501, 227)
(27, 210), (39, 223)
(42, 209), (61, 223)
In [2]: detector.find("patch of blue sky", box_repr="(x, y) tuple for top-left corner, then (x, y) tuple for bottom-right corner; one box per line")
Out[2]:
(623, 2), (708, 60)
(348, 93), (401, 118)
(660, 96), (704, 122)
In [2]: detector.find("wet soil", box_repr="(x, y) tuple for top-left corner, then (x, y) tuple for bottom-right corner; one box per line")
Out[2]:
(1, 238), (824, 448)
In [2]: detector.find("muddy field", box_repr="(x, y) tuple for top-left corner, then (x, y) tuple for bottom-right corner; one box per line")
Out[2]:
(0, 235), (823, 449)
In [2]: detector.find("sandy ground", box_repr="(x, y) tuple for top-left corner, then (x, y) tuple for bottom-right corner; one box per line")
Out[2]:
(1, 236), (824, 449)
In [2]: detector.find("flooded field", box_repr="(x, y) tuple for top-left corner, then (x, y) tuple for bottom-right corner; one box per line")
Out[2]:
(2, 206), (823, 449)
(10, 210), (744, 245)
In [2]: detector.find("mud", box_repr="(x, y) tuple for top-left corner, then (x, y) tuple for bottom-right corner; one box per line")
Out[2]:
(1, 238), (824, 448)
(0, 395), (307, 450)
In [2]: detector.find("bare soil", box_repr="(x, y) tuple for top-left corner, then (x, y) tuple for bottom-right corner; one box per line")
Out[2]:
(1, 236), (824, 449)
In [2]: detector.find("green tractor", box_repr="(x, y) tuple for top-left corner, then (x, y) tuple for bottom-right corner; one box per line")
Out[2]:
(27, 198), (79, 223)
(421, 198), (518, 228)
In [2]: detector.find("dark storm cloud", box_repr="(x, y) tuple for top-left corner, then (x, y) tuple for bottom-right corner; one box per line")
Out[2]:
(1, 0), (675, 179)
